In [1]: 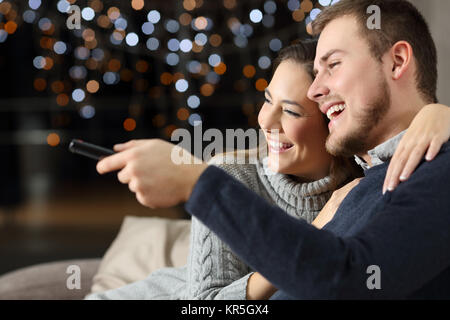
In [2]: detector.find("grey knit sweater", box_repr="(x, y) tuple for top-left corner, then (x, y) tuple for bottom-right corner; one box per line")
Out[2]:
(86, 156), (353, 300)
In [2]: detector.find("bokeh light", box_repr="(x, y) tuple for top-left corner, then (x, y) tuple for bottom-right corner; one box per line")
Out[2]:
(5, 0), (317, 142)
(131, 0), (145, 11)
(125, 32), (139, 46)
(146, 37), (159, 50)
(80, 105), (96, 119)
(86, 80), (100, 93)
(123, 118), (137, 131)
(188, 113), (202, 127)
(187, 95), (200, 109)
(249, 9), (263, 23)
(147, 10), (161, 24)
(243, 65), (256, 78)
(175, 79), (189, 92)
(258, 56), (271, 69)
(28, 0), (41, 10)
(72, 89), (86, 102)
(47, 133), (60, 147)
(81, 7), (95, 21)
(255, 78), (268, 91)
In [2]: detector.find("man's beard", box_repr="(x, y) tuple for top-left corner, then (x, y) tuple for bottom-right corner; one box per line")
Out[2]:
(326, 76), (391, 157)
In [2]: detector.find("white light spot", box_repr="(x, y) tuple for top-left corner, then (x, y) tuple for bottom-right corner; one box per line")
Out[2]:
(187, 95), (200, 109)
(249, 9), (263, 23)
(125, 32), (139, 46)
(81, 7), (95, 21)
(147, 10), (161, 24)
(208, 54), (221, 67)
(72, 89), (86, 102)
(175, 79), (189, 92)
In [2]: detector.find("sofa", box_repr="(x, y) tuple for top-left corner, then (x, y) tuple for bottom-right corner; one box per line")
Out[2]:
(0, 216), (191, 300)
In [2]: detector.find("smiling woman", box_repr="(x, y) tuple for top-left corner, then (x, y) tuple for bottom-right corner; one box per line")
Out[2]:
(259, 59), (333, 181)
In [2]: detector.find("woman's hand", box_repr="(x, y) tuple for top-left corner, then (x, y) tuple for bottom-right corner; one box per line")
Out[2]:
(312, 178), (362, 229)
(383, 104), (450, 194)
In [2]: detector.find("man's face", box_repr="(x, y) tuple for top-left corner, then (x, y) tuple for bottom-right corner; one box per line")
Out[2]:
(307, 15), (391, 157)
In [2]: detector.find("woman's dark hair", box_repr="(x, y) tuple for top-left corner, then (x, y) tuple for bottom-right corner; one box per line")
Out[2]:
(272, 39), (318, 80)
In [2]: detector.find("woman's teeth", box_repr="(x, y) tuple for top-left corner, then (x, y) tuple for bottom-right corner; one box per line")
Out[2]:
(326, 103), (346, 120)
(268, 140), (294, 153)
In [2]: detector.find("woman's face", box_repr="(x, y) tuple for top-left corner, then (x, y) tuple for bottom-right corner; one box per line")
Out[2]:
(258, 60), (333, 181)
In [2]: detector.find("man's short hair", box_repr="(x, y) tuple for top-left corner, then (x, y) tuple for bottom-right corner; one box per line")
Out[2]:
(312, 0), (438, 104)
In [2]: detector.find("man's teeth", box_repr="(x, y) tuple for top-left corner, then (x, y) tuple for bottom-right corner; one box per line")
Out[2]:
(268, 140), (293, 150)
(326, 104), (346, 120)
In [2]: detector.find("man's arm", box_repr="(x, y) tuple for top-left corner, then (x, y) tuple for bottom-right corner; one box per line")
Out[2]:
(96, 139), (450, 298)
(185, 149), (450, 299)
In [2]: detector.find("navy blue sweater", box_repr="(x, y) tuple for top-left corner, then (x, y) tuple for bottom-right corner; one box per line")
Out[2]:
(185, 142), (450, 299)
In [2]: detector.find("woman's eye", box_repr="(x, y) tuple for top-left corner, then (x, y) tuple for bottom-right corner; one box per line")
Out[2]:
(283, 109), (300, 117)
(264, 98), (272, 104)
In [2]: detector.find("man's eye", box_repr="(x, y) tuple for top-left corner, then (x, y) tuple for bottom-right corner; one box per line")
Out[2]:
(328, 62), (340, 69)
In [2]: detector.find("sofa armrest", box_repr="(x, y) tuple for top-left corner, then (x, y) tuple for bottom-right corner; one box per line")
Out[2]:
(0, 258), (101, 300)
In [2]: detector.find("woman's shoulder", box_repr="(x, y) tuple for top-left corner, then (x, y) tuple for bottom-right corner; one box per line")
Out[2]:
(207, 150), (261, 190)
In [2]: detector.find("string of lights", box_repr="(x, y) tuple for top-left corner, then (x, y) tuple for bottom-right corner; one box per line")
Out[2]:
(0, 0), (337, 148)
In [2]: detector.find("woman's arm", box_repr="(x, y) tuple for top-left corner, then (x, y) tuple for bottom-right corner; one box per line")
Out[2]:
(311, 178), (362, 229)
(186, 216), (253, 300)
(383, 103), (450, 194)
(246, 272), (277, 300)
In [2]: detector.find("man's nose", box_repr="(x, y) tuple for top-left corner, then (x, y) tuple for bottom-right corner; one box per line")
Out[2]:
(307, 76), (330, 102)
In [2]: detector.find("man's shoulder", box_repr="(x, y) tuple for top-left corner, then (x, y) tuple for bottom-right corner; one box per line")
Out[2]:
(440, 140), (450, 153)
(422, 140), (450, 168)
(397, 140), (450, 190)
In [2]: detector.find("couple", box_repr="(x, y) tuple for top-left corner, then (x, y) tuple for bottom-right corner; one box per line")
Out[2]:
(91, 0), (450, 299)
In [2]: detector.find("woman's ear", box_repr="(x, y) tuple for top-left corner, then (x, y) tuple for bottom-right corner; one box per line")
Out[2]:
(390, 41), (413, 80)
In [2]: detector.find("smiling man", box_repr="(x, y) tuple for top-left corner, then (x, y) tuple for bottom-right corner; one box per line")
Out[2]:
(96, 0), (450, 299)
(308, 0), (438, 164)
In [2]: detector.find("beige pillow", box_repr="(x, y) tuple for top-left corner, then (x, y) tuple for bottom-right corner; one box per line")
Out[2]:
(89, 216), (191, 294)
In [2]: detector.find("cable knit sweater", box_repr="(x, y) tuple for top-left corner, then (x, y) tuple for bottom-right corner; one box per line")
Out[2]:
(86, 156), (354, 300)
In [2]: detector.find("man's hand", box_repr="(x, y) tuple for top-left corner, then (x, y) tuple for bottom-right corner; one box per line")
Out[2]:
(96, 139), (208, 209)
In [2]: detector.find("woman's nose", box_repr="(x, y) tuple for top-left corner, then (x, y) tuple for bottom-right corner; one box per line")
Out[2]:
(258, 104), (282, 132)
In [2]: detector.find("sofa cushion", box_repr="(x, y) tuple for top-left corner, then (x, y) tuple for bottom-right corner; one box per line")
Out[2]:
(89, 216), (191, 294)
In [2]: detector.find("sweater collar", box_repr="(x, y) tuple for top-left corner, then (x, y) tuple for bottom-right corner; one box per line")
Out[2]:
(255, 157), (353, 220)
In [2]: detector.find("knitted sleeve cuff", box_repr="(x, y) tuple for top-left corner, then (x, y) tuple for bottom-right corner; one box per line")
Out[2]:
(215, 272), (253, 300)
